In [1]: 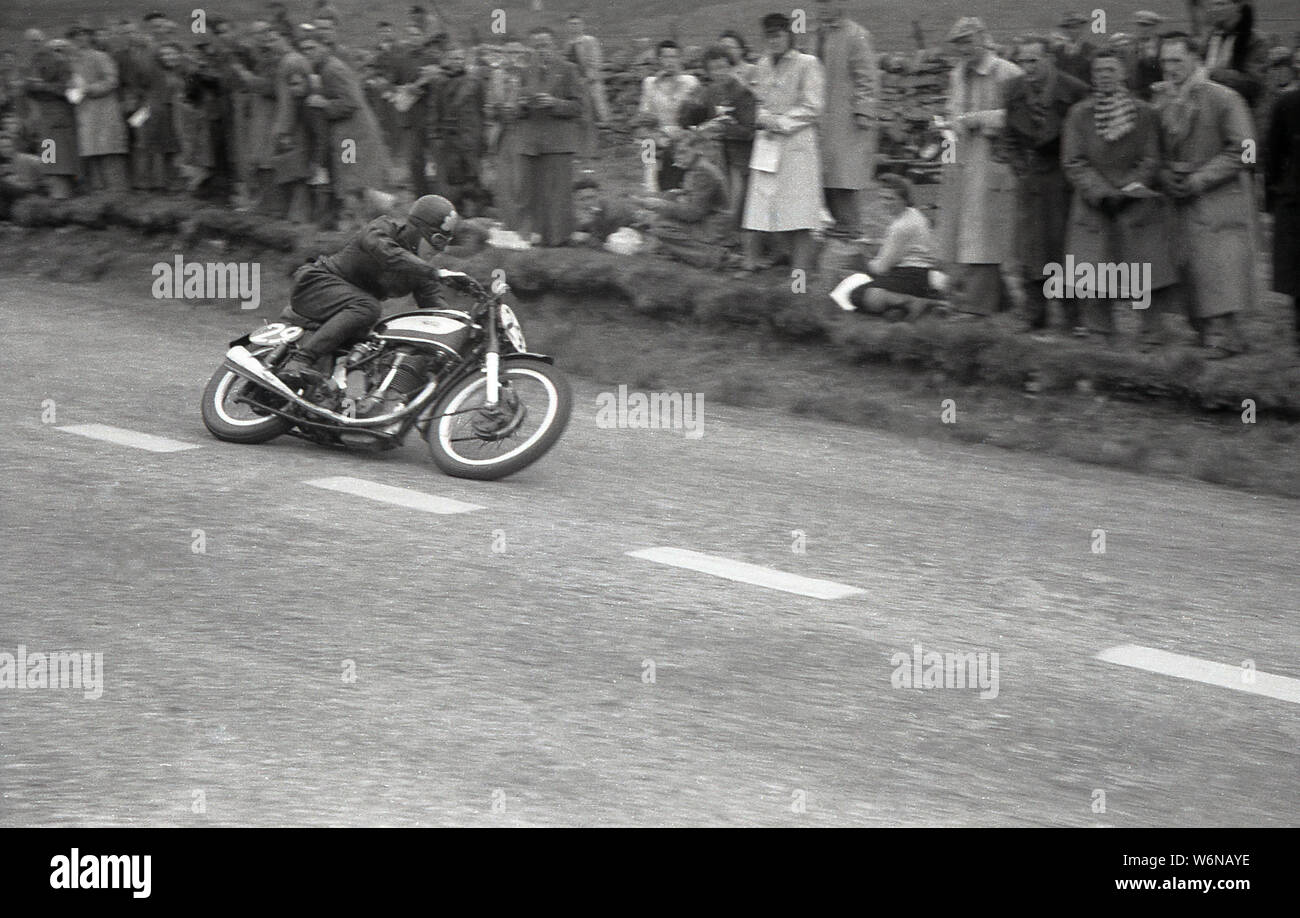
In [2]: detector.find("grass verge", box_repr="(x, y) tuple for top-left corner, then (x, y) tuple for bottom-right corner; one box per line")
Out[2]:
(3, 205), (1297, 500)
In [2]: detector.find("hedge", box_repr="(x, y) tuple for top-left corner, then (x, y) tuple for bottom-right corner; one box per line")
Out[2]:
(9, 192), (1299, 419)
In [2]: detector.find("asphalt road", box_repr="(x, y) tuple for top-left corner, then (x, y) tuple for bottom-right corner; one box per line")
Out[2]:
(1, 277), (1296, 826)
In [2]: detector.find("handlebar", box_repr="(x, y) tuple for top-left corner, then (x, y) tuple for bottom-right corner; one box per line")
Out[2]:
(436, 269), (510, 315)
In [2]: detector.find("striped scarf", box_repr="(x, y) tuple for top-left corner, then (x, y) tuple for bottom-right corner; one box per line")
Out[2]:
(1092, 88), (1137, 142)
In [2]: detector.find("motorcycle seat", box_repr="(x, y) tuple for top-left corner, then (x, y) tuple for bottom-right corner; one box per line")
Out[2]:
(278, 304), (323, 331)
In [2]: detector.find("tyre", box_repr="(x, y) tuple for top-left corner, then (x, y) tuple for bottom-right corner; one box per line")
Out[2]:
(425, 358), (572, 480)
(201, 367), (291, 444)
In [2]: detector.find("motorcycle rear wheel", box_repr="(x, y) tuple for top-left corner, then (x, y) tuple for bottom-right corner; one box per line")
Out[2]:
(201, 368), (292, 444)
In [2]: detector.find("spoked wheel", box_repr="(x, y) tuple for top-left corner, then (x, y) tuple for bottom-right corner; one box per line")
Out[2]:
(201, 368), (291, 443)
(425, 358), (572, 480)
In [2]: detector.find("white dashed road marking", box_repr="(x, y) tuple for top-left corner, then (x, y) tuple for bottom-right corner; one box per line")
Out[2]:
(1097, 644), (1300, 704)
(56, 424), (201, 453)
(627, 547), (866, 600)
(304, 477), (484, 514)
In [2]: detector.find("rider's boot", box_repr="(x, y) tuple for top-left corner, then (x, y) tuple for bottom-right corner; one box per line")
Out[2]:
(276, 353), (326, 392)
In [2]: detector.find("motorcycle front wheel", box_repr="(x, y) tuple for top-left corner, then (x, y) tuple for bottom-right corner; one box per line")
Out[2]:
(425, 358), (571, 480)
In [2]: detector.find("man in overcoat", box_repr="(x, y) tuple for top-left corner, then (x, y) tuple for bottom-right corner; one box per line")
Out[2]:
(1153, 33), (1256, 357)
(813, 0), (879, 238)
(935, 17), (1023, 316)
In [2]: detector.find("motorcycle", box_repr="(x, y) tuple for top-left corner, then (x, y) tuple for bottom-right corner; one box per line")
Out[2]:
(201, 270), (572, 480)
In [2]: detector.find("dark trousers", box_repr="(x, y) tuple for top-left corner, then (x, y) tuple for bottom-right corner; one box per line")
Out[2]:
(196, 117), (234, 201)
(521, 152), (575, 246)
(657, 139), (684, 191)
(303, 108), (330, 172)
(824, 187), (861, 236)
(1074, 286), (1177, 339)
(1022, 265), (1080, 329)
(722, 141), (752, 230)
(409, 138), (429, 197)
(289, 265), (382, 362)
(406, 109), (431, 196)
(952, 264), (1011, 315)
(648, 213), (730, 269)
(432, 140), (483, 213)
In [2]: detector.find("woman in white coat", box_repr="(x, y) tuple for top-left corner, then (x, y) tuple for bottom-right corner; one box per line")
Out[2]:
(739, 13), (826, 276)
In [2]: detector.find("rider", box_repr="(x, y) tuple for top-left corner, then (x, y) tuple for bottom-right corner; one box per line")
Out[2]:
(277, 194), (463, 389)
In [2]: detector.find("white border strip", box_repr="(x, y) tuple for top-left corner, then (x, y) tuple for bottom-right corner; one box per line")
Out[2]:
(56, 424), (200, 453)
(304, 477), (483, 515)
(1097, 644), (1300, 704)
(627, 547), (865, 600)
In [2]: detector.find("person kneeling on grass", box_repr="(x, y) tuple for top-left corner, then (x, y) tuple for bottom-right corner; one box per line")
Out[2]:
(630, 128), (732, 269)
(0, 131), (46, 220)
(829, 173), (939, 319)
(572, 177), (640, 248)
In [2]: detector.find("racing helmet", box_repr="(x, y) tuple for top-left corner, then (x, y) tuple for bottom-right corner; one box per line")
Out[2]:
(407, 195), (459, 251)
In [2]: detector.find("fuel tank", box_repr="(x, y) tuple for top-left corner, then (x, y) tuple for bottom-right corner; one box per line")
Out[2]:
(374, 309), (475, 359)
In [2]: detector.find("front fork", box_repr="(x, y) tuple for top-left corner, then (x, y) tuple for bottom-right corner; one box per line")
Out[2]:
(484, 303), (501, 407)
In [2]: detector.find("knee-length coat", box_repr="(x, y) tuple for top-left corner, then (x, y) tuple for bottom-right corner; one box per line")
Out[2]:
(71, 47), (127, 157)
(935, 51), (1022, 265)
(270, 51), (313, 184)
(1154, 74), (1258, 317)
(231, 51), (280, 177)
(742, 48), (825, 233)
(316, 54), (391, 194)
(1060, 97), (1176, 290)
(814, 19), (878, 190)
(137, 59), (185, 156)
(23, 48), (79, 176)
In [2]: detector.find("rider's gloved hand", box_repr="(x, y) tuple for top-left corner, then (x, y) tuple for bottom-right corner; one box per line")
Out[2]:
(438, 270), (479, 294)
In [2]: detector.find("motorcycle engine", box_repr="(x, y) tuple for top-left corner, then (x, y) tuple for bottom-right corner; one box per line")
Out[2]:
(356, 345), (437, 418)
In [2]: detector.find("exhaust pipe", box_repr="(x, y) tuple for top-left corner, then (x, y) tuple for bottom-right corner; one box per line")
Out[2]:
(222, 346), (437, 428)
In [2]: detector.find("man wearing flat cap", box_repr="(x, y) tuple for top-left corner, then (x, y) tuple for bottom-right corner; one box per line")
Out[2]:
(934, 17), (1023, 316)
(1054, 11), (1095, 82)
(143, 12), (177, 43)
(1204, 0), (1268, 110)
(1133, 9), (1164, 30)
(1132, 10), (1165, 99)
(68, 22), (130, 191)
(1266, 46), (1297, 95)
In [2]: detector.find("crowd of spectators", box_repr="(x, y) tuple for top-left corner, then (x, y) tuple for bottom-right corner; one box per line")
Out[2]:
(1, 1), (1297, 357)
